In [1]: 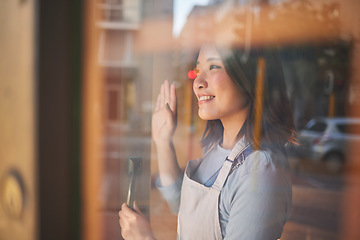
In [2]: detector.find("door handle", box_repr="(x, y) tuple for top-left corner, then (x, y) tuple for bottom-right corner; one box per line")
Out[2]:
(1, 170), (25, 219)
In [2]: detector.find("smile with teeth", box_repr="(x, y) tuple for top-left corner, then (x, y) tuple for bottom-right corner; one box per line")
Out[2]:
(199, 96), (215, 101)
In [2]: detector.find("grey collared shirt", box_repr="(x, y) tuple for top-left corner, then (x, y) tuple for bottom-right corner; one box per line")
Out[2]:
(157, 142), (292, 239)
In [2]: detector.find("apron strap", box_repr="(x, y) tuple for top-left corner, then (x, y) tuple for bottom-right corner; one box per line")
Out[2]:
(227, 139), (248, 162)
(211, 141), (252, 192)
(211, 160), (233, 191)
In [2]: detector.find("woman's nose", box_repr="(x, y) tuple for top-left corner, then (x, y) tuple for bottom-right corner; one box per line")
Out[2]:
(193, 71), (207, 89)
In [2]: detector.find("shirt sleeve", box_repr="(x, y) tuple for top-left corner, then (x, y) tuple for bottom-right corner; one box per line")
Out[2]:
(156, 174), (184, 214)
(221, 152), (292, 240)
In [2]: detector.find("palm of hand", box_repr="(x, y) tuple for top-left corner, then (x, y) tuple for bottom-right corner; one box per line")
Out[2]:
(152, 81), (177, 143)
(152, 106), (176, 142)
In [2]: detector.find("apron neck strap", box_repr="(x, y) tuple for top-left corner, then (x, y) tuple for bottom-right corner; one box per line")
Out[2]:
(227, 139), (249, 162)
(212, 140), (251, 191)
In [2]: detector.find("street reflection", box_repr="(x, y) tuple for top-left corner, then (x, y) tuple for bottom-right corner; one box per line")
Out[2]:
(289, 117), (360, 173)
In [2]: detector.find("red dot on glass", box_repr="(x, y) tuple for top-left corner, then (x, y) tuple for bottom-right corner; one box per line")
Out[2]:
(188, 70), (197, 80)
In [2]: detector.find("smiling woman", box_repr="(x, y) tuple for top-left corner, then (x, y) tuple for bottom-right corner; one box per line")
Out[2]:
(118, 44), (296, 240)
(193, 46), (250, 146)
(202, 46), (296, 151)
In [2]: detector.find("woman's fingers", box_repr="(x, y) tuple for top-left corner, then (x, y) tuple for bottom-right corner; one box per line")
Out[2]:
(118, 207), (128, 231)
(169, 83), (177, 113)
(160, 82), (165, 107)
(133, 202), (145, 217)
(119, 204), (135, 235)
(121, 203), (135, 217)
(164, 80), (170, 105)
(155, 80), (176, 114)
(155, 93), (161, 112)
(118, 202), (155, 240)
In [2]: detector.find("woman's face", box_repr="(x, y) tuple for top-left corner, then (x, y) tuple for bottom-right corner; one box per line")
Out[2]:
(193, 45), (249, 123)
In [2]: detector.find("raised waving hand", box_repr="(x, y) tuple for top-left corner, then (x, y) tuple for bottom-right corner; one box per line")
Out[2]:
(152, 80), (181, 187)
(152, 80), (177, 144)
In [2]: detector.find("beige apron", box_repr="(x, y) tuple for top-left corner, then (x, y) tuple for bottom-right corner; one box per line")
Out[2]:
(177, 141), (250, 240)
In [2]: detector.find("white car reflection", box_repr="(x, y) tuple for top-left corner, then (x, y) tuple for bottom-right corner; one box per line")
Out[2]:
(289, 117), (360, 172)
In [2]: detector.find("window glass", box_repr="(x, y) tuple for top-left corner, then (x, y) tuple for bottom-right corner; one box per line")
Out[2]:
(337, 123), (360, 135)
(91, 0), (360, 239)
(305, 121), (327, 132)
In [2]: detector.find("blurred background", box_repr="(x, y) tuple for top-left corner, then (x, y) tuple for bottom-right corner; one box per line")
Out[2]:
(1, 0), (360, 239)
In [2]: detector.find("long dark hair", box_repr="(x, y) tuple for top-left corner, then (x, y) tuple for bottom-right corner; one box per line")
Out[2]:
(201, 47), (296, 151)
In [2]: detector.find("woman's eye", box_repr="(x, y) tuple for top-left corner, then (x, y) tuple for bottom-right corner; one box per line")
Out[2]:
(209, 65), (222, 70)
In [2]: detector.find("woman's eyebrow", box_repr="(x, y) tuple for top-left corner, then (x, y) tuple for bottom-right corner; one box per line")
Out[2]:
(196, 57), (221, 65)
(207, 57), (221, 62)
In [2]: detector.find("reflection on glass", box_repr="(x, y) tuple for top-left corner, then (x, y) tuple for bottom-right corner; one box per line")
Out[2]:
(92, 0), (360, 239)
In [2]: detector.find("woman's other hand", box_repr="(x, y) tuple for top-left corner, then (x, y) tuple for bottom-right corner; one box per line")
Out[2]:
(152, 80), (177, 144)
(118, 203), (155, 240)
